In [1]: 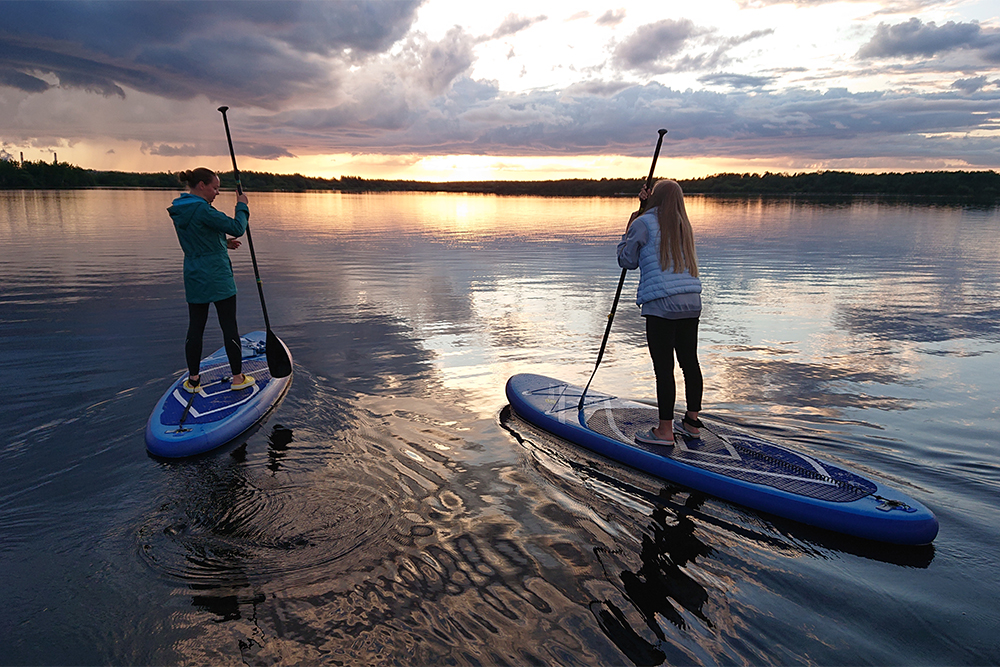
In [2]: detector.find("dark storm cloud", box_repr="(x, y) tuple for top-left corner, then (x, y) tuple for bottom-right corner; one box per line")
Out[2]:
(0, 68), (51, 93)
(0, 0), (422, 107)
(857, 18), (1000, 61)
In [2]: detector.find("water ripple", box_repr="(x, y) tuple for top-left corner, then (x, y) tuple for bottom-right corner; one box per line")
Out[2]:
(137, 474), (396, 590)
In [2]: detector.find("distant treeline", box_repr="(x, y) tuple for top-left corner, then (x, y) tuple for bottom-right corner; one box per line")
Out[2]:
(2, 158), (998, 198)
(681, 170), (1000, 197)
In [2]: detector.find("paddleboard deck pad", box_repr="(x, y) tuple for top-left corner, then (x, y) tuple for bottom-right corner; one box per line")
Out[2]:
(506, 373), (937, 545)
(146, 331), (292, 458)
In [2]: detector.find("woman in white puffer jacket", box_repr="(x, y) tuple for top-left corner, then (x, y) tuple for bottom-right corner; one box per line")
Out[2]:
(616, 179), (704, 445)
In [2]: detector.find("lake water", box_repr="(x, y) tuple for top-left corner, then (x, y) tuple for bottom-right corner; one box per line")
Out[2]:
(1, 189), (998, 665)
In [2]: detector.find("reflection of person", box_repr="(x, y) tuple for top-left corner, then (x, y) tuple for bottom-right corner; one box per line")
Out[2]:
(591, 492), (712, 663)
(621, 501), (712, 634)
(617, 180), (704, 444)
(169, 168), (254, 392)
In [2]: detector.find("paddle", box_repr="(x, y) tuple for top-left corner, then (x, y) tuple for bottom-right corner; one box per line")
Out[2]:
(578, 129), (667, 410)
(217, 106), (293, 378)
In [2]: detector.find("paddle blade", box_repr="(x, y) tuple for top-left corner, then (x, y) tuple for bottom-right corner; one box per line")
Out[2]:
(265, 329), (293, 378)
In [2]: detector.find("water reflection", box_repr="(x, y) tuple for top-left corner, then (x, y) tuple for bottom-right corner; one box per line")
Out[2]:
(591, 492), (713, 665)
(266, 423), (294, 473)
(0, 191), (994, 666)
(500, 401), (939, 665)
(838, 303), (1000, 345)
(138, 391), (399, 596)
(713, 354), (914, 412)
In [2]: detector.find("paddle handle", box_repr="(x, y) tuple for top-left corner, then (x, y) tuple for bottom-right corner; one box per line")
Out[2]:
(642, 129), (668, 205)
(218, 106), (243, 196)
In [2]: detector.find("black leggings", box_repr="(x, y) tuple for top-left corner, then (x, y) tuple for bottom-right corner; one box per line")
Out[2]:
(186, 295), (241, 377)
(646, 315), (703, 422)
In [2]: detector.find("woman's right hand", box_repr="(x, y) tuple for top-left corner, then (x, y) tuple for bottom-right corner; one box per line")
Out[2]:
(625, 186), (651, 228)
(237, 193), (249, 205)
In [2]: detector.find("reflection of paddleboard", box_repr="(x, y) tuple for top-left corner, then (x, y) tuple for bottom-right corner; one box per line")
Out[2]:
(505, 373), (938, 545)
(145, 331), (292, 458)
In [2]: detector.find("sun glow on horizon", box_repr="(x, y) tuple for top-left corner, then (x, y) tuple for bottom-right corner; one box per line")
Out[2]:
(13, 139), (992, 184)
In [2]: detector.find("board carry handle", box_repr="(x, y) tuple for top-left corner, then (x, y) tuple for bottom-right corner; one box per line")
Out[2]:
(578, 129), (667, 411)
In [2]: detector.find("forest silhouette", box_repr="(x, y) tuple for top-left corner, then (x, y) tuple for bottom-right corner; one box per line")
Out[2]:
(2, 158), (998, 199)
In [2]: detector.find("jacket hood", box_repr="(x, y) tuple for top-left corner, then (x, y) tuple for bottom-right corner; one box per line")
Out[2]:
(168, 193), (206, 229)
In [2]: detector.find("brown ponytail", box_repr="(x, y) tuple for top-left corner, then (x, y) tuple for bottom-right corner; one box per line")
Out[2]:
(177, 167), (216, 188)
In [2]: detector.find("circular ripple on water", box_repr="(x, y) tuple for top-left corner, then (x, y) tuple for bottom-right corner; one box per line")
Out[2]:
(137, 478), (396, 590)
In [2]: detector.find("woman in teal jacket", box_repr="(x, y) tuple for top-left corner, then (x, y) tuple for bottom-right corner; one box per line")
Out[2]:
(168, 167), (254, 392)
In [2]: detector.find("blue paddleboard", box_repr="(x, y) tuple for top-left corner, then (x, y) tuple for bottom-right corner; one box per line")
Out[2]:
(145, 331), (292, 458)
(505, 373), (938, 545)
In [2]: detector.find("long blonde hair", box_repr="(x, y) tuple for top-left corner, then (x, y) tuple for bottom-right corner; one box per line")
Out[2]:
(644, 179), (698, 277)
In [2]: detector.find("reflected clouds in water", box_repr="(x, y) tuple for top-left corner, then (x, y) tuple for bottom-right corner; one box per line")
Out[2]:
(837, 303), (1000, 347)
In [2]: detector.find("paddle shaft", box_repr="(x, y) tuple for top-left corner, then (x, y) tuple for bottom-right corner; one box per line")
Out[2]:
(578, 129), (667, 410)
(217, 107), (292, 378)
(218, 106), (272, 332)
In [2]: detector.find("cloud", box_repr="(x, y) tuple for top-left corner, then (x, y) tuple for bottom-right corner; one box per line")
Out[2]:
(408, 27), (478, 97)
(262, 28), (480, 141)
(736, 0), (947, 7)
(613, 19), (707, 72)
(0, 0), (422, 108)
(612, 20), (773, 74)
(699, 73), (776, 89)
(1, 0), (997, 175)
(51, 69), (125, 98)
(0, 68), (51, 93)
(560, 80), (634, 98)
(951, 76), (989, 94)
(239, 79), (1000, 171)
(857, 18), (1000, 61)
(141, 143), (201, 157)
(491, 13), (548, 40)
(720, 29), (775, 49)
(596, 9), (627, 27)
(141, 139), (293, 161)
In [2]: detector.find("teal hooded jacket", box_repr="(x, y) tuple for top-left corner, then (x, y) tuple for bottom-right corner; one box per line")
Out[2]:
(168, 193), (250, 304)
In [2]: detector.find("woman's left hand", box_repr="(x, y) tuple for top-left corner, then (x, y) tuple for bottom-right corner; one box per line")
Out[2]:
(227, 237), (242, 250)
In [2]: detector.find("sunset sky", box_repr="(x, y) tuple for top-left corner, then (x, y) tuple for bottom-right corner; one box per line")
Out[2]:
(1, 0), (998, 181)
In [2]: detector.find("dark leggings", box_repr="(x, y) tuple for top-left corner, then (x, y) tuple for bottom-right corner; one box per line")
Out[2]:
(646, 315), (703, 422)
(186, 295), (242, 377)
